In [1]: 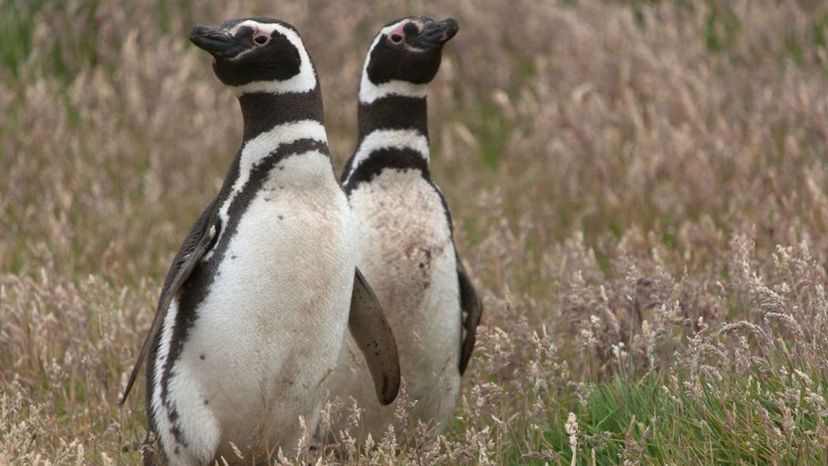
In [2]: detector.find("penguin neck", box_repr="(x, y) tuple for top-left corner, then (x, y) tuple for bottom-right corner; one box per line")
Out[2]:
(341, 91), (432, 190)
(221, 88), (330, 203)
(238, 89), (325, 143)
(357, 94), (429, 144)
(204, 87), (332, 268)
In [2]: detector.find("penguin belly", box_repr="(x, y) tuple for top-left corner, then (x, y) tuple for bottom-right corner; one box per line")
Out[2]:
(157, 153), (355, 464)
(331, 168), (461, 441)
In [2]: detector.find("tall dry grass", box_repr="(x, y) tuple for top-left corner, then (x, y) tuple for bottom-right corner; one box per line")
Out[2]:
(1, 0), (828, 464)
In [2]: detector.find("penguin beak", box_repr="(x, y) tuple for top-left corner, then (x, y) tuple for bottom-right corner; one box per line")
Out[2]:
(190, 25), (246, 59)
(412, 17), (459, 48)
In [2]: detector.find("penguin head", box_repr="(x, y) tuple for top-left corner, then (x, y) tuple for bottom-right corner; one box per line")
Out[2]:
(364, 16), (459, 89)
(190, 18), (316, 93)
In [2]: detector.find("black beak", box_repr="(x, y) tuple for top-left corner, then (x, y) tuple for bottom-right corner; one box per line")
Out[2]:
(190, 25), (245, 59)
(413, 17), (459, 48)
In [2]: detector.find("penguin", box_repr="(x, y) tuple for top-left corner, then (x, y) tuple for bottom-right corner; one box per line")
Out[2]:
(119, 17), (400, 466)
(329, 16), (482, 441)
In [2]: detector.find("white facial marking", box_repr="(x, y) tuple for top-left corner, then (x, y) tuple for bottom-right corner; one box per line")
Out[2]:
(359, 20), (428, 104)
(228, 20), (317, 95)
(387, 20), (409, 44)
(203, 119), (328, 261)
(343, 129), (429, 184)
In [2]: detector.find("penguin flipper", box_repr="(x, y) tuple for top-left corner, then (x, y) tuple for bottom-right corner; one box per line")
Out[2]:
(348, 268), (401, 405)
(457, 256), (482, 375)
(119, 209), (220, 405)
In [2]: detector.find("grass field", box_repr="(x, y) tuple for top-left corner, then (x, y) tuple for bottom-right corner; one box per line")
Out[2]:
(2, 0), (828, 464)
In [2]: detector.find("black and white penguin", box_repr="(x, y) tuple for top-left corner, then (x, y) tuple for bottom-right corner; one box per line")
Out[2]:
(120, 17), (400, 466)
(331, 16), (482, 440)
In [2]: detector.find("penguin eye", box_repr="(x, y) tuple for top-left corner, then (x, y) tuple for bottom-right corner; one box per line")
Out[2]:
(253, 33), (269, 46)
(389, 33), (403, 44)
(403, 23), (419, 35)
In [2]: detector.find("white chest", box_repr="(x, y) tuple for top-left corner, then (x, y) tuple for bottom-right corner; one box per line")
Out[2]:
(156, 152), (356, 462)
(199, 151), (353, 393)
(349, 169), (461, 375)
(328, 169), (462, 439)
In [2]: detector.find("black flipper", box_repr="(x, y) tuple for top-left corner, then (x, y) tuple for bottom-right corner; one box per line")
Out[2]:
(119, 208), (220, 405)
(348, 268), (401, 405)
(457, 255), (482, 375)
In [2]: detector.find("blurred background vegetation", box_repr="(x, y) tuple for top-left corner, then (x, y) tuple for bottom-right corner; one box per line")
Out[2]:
(2, 0), (828, 464)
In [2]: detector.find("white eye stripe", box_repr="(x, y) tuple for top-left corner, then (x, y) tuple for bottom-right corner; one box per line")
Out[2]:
(225, 20), (318, 96)
(358, 19), (429, 103)
(375, 20), (408, 45)
(229, 20), (294, 37)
